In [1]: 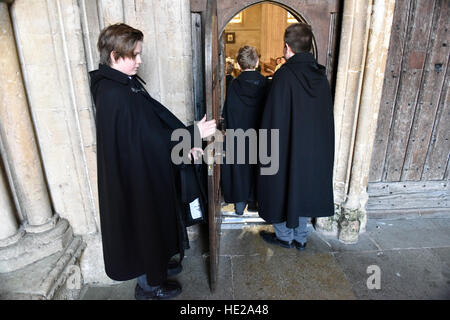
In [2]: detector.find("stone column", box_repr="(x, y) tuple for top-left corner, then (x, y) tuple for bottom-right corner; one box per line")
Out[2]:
(0, 162), (23, 247)
(0, 2), (55, 233)
(10, 0), (99, 235)
(316, 0), (395, 243)
(316, 0), (372, 237)
(97, 0), (124, 30)
(339, 0), (396, 243)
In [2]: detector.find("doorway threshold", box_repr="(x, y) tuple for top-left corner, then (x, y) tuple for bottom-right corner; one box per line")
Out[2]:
(221, 211), (266, 229)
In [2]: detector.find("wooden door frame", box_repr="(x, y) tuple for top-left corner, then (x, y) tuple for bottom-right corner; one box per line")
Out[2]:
(192, 0), (397, 244)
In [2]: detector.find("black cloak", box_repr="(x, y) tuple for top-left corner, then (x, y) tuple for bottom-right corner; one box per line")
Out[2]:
(257, 52), (335, 228)
(90, 64), (201, 285)
(221, 71), (267, 203)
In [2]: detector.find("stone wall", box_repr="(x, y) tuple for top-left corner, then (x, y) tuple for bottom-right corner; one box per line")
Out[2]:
(0, 0), (195, 296)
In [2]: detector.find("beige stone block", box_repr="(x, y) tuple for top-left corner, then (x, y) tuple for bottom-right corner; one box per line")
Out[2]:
(80, 234), (117, 285)
(78, 108), (96, 147)
(99, 0), (124, 26)
(23, 64), (63, 110)
(0, 169), (19, 241)
(79, 0), (101, 70)
(11, 0), (52, 35)
(14, 33), (55, 67)
(82, 144), (99, 227)
(33, 106), (97, 234)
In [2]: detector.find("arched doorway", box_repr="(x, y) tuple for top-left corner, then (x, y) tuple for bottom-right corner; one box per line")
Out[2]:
(219, 3), (321, 225)
(191, 0), (342, 119)
(191, 0), (342, 292)
(218, 0), (342, 89)
(221, 3), (317, 79)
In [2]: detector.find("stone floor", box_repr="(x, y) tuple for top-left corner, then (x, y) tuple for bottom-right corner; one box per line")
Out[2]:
(80, 217), (450, 300)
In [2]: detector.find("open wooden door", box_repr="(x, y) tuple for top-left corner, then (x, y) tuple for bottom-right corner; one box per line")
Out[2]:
(204, 0), (222, 293)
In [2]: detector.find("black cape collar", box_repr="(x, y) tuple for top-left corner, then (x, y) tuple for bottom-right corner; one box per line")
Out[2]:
(286, 52), (316, 64)
(96, 64), (148, 85)
(237, 70), (264, 81)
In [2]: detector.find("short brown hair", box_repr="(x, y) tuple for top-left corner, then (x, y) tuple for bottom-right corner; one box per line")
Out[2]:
(226, 61), (234, 75)
(97, 23), (144, 66)
(236, 46), (259, 70)
(284, 23), (313, 53)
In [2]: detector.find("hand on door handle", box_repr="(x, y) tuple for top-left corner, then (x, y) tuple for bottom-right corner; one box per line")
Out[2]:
(196, 114), (217, 139)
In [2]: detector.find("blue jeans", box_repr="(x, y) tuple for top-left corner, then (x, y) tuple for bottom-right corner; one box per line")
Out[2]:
(235, 202), (246, 214)
(137, 275), (160, 291)
(273, 217), (309, 245)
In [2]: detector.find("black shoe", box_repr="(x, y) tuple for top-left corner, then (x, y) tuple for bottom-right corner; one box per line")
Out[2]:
(293, 240), (307, 251)
(135, 281), (182, 300)
(247, 203), (258, 212)
(259, 231), (293, 249)
(167, 260), (182, 277)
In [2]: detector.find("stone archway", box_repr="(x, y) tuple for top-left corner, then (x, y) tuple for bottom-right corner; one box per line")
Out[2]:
(218, 0), (341, 88)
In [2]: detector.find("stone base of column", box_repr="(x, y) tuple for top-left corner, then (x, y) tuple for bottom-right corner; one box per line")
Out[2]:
(315, 204), (367, 244)
(337, 207), (366, 244)
(315, 204), (342, 237)
(23, 214), (59, 234)
(0, 227), (25, 248)
(0, 234), (85, 299)
(0, 217), (75, 273)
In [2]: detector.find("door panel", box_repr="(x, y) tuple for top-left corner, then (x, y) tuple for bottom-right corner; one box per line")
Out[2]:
(204, 0), (222, 293)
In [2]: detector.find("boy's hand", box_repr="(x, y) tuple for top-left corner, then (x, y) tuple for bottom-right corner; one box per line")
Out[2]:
(188, 147), (204, 161)
(196, 114), (216, 139)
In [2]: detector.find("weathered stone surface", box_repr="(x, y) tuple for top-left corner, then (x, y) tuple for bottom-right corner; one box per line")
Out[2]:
(0, 233), (85, 300)
(10, 0), (98, 235)
(0, 2), (54, 229)
(0, 218), (71, 273)
(332, 0), (396, 243)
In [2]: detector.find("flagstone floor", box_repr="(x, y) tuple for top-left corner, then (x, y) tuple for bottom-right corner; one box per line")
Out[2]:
(80, 216), (450, 300)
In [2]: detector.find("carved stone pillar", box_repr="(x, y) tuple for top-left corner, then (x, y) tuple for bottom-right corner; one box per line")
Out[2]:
(97, 0), (124, 29)
(0, 1), (79, 277)
(0, 162), (23, 247)
(0, 2), (55, 233)
(316, 0), (372, 238)
(10, 0), (99, 235)
(316, 0), (396, 243)
(339, 0), (396, 243)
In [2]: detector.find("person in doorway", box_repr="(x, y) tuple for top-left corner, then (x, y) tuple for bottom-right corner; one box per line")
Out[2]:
(89, 23), (215, 300)
(221, 46), (267, 215)
(225, 59), (235, 90)
(274, 56), (286, 73)
(258, 23), (335, 250)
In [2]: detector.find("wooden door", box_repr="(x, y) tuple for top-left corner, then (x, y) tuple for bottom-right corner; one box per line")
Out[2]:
(204, 0), (222, 293)
(367, 0), (449, 217)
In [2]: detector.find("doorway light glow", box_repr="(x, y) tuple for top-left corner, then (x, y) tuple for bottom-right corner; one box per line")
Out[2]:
(230, 12), (243, 23)
(287, 12), (298, 23)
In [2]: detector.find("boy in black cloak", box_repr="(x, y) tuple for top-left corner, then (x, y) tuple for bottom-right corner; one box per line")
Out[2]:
(90, 23), (215, 300)
(258, 23), (335, 250)
(221, 46), (267, 215)
(225, 60), (235, 90)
